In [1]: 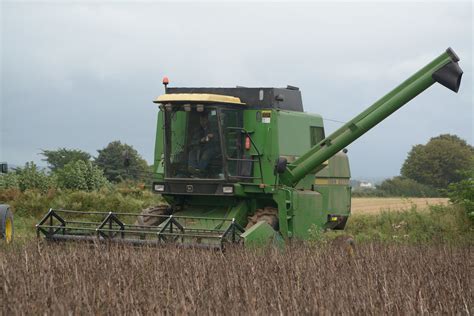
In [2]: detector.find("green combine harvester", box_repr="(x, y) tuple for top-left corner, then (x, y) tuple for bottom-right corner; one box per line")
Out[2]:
(33, 48), (463, 249)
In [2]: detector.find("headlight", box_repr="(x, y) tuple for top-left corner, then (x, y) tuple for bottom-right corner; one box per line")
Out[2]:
(222, 186), (234, 194)
(154, 184), (165, 192)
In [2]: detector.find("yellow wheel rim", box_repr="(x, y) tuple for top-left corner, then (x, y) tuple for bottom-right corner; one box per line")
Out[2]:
(5, 217), (12, 243)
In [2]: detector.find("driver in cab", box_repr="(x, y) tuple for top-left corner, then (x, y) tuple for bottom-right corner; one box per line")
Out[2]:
(188, 111), (219, 176)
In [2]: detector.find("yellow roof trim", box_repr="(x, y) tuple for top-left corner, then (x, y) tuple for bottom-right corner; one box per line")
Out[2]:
(154, 93), (245, 105)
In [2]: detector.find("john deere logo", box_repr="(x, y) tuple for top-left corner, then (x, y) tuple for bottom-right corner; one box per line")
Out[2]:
(186, 185), (194, 193)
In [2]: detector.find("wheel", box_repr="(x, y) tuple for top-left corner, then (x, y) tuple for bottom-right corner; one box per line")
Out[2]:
(135, 205), (172, 227)
(246, 206), (279, 230)
(0, 205), (14, 244)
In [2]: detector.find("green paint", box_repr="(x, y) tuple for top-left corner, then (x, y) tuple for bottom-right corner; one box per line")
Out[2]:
(277, 110), (323, 157)
(241, 221), (284, 248)
(290, 190), (324, 239)
(154, 111), (165, 179)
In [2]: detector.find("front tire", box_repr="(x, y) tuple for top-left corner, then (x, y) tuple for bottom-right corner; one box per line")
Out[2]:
(0, 205), (13, 244)
(135, 205), (172, 227)
(246, 206), (279, 230)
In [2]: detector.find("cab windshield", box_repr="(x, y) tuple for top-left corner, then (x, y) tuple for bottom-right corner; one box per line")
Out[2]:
(165, 105), (224, 179)
(164, 105), (248, 180)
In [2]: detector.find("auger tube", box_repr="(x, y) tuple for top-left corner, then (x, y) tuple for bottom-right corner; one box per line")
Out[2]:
(279, 47), (463, 187)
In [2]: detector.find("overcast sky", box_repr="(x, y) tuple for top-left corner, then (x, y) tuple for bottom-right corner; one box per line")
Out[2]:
(1, 1), (472, 179)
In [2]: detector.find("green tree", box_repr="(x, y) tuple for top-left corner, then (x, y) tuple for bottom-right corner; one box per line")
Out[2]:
(41, 148), (91, 172)
(401, 134), (474, 189)
(377, 176), (439, 197)
(56, 160), (109, 191)
(94, 141), (149, 182)
(14, 162), (55, 192)
(447, 170), (474, 221)
(0, 172), (20, 189)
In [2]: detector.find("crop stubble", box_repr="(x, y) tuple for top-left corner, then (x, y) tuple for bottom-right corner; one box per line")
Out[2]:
(351, 198), (449, 214)
(0, 242), (471, 315)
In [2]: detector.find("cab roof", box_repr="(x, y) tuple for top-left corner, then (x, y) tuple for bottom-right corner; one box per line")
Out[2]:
(156, 87), (304, 112)
(154, 93), (245, 105)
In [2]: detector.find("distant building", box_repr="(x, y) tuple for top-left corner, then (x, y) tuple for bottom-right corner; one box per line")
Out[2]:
(359, 181), (375, 189)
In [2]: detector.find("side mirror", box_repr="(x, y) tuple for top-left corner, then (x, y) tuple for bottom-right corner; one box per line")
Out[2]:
(274, 157), (287, 174)
(0, 163), (8, 174)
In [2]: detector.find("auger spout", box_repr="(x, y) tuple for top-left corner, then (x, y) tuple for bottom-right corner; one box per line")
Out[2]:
(279, 47), (463, 187)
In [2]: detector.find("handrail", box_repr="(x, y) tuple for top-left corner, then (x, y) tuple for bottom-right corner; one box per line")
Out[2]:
(225, 126), (264, 183)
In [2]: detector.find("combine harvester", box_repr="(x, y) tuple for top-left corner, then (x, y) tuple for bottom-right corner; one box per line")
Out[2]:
(34, 48), (463, 249)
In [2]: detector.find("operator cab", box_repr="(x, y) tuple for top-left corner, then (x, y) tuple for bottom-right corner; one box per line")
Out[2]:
(156, 94), (251, 181)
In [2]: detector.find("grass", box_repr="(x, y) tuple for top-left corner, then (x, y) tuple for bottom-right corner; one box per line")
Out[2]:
(10, 216), (37, 241)
(2, 189), (472, 245)
(0, 187), (163, 242)
(0, 187), (162, 218)
(350, 197), (449, 214)
(345, 204), (473, 245)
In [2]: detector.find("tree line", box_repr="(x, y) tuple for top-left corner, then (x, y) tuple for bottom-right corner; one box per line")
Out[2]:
(0, 141), (150, 192)
(355, 134), (473, 199)
(2, 134), (473, 198)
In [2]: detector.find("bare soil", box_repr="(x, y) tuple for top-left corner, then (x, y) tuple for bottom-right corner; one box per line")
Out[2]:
(351, 197), (449, 214)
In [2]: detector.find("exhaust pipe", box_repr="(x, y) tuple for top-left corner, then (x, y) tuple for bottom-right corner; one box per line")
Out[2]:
(432, 47), (463, 92)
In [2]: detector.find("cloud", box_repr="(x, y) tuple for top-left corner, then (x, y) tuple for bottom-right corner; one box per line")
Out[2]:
(1, 1), (472, 178)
